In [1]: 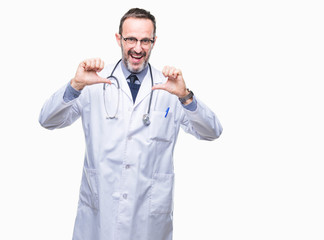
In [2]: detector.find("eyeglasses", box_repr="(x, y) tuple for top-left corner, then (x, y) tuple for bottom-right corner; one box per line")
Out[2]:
(121, 35), (154, 47)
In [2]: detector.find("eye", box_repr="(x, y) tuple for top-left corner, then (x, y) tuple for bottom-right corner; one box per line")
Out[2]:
(127, 38), (137, 44)
(141, 39), (151, 45)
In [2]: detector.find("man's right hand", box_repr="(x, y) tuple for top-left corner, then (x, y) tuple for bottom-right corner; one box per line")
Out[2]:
(71, 58), (111, 91)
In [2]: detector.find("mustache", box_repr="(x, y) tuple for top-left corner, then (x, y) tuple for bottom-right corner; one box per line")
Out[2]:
(128, 50), (146, 57)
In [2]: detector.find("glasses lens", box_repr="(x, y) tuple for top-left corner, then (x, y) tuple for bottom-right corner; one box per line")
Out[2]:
(123, 36), (153, 48)
(126, 38), (136, 45)
(141, 39), (151, 46)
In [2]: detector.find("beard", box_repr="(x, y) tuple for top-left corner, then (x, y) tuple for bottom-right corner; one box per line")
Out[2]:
(121, 45), (152, 73)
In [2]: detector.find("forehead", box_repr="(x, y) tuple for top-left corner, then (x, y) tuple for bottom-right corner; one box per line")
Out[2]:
(122, 17), (154, 37)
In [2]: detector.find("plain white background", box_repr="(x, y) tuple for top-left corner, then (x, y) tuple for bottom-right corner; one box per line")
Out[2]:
(1, 0), (323, 239)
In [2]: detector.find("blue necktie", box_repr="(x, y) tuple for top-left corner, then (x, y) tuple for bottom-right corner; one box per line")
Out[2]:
(128, 74), (139, 84)
(127, 74), (140, 102)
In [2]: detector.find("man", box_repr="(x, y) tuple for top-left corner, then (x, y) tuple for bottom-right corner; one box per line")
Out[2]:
(39, 8), (222, 240)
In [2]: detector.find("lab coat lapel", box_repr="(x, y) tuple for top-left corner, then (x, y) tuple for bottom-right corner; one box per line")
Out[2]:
(114, 64), (133, 102)
(134, 69), (152, 107)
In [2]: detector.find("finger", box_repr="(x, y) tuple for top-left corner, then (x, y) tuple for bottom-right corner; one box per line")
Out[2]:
(95, 58), (103, 71)
(79, 61), (86, 71)
(162, 66), (170, 77)
(105, 78), (112, 84)
(84, 59), (92, 71)
(99, 59), (105, 71)
(95, 76), (111, 84)
(152, 83), (167, 91)
(169, 67), (175, 77)
(84, 58), (103, 71)
(169, 67), (182, 79)
(90, 58), (96, 70)
(81, 60), (87, 70)
(173, 68), (182, 78)
(93, 58), (98, 70)
(95, 58), (100, 69)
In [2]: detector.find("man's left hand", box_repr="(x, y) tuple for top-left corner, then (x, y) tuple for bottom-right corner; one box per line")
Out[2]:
(152, 66), (191, 101)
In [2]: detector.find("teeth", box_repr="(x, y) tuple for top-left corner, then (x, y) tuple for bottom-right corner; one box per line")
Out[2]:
(131, 55), (142, 59)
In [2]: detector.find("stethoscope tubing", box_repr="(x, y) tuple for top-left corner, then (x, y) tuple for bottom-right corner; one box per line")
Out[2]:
(103, 59), (154, 125)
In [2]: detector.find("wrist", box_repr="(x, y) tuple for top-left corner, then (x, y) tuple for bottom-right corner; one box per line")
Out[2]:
(178, 89), (194, 104)
(182, 97), (193, 105)
(71, 78), (85, 91)
(178, 89), (190, 99)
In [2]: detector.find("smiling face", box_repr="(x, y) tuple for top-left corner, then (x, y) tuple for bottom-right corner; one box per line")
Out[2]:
(116, 17), (156, 73)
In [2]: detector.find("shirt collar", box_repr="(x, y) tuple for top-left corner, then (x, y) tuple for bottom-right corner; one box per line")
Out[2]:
(120, 60), (148, 84)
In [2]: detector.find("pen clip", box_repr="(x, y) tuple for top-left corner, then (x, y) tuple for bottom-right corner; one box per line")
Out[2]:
(165, 107), (170, 118)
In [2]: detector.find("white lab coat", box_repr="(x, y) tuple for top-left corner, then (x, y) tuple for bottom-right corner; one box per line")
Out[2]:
(39, 63), (222, 240)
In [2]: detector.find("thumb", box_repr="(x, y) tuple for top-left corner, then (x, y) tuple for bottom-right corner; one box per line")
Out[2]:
(152, 83), (167, 91)
(96, 76), (112, 84)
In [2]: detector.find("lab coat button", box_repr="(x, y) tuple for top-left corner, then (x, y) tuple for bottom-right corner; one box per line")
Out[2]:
(112, 192), (120, 199)
(122, 193), (128, 199)
(125, 164), (130, 169)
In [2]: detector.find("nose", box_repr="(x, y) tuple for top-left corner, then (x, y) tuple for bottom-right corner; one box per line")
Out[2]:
(133, 40), (143, 53)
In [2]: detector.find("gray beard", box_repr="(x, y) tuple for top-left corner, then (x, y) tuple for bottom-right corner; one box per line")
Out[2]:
(125, 59), (148, 73)
(121, 45), (151, 73)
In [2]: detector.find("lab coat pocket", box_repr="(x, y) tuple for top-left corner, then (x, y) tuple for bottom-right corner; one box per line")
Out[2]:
(79, 167), (99, 211)
(149, 111), (174, 142)
(150, 173), (174, 215)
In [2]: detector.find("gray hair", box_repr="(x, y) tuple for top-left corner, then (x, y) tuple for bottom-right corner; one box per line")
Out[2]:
(119, 8), (156, 37)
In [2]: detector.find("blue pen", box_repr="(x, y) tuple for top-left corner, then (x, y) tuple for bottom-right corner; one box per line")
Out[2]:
(165, 107), (170, 118)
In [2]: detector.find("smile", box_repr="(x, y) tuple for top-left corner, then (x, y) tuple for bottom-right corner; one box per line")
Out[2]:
(131, 54), (143, 60)
(129, 50), (146, 62)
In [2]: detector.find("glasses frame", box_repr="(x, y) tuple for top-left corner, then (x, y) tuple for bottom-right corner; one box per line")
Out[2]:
(121, 35), (155, 47)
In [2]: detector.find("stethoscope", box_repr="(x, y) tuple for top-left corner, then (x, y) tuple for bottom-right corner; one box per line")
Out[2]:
(103, 59), (154, 126)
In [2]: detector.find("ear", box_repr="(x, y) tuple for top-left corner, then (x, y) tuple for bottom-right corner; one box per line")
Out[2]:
(152, 36), (157, 49)
(115, 33), (122, 47)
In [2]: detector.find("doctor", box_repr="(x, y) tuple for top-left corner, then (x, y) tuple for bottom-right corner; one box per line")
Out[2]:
(39, 8), (222, 240)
